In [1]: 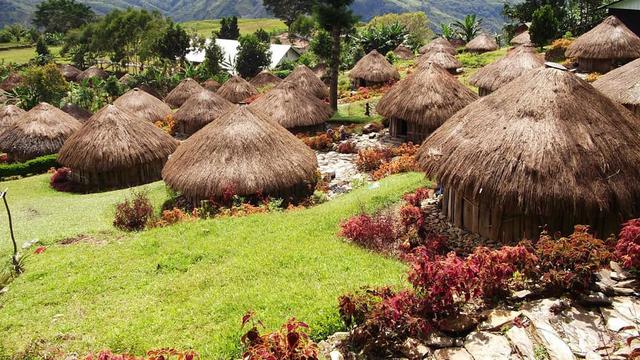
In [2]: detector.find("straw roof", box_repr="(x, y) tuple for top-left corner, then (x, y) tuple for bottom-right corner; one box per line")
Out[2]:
(376, 62), (477, 131)
(249, 71), (283, 88)
(59, 64), (82, 82)
(202, 79), (221, 92)
(162, 106), (318, 201)
(510, 31), (531, 46)
(59, 105), (178, 172)
(174, 90), (235, 135)
(566, 16), (640, 60)
(164, 78), (205, 108)
(0, 89), (8, 104)
(466, 33), (499, 52)
(279, 65), (329, 99)
(469, 46), (545, 92)
(217, 76), (259, 104)
(61, 103), (92, 123)
(0, 103), (82, 159)
(593, 57), (640, 107)
(417, 67), (640, 217)
(119, 73), (134, 84)
(0, 73), (23, 92)
(419, 38), (456, 55)
(393, 45), (414, 60)
(248, 82), (334, 129)
(114, 88), (172, 123)
(349, 50), (400, 83)
(77, 66), (108, 81)
(418, 51), (462, 72)
(0, 105), (25, 138)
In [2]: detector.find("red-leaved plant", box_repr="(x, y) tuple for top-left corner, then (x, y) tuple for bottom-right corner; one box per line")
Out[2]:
(50, 167), (74, 192)
(339, 214), (396, 252)
(84, 349), (198, 360)
(113, 191), (155, 231)
(616, 219), (640, 271)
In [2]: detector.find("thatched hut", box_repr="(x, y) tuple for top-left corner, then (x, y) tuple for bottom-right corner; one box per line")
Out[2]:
(418, 51), (462, 74)
(162, 106), (318, 203)
(510, 31), (531, 46)
(466, 33), (499, 53)
(59, 64), (82, 82)
(58, 105), (179, 190)
(0, 105), (25, 138)
(349, 50), (400, 87)
(114, 88), (172, 123)
(0, 103), (81, 162)
(393, 45), (414, 60)
(377, 62), (478, 143)
(217, 76), (259, 104)
(77, 66), (108, 82)
(249, 71), (283, 88)
(0, 73), (23, 92)
(174, 90), (235, 136)
(248, 82), (334, 132)
(61, 103), (92, 123)
(593, 57), (640, 116)
(418, 67), (640, 242)
(118, 73), (134, 85)
(164, 78), (205, 108)
(280, 65), (329, 99)
(202, 79), (221, 92)
(469, 45), (545, 96)
(566, 16), (640, 73)
(419, 38), (456, 55)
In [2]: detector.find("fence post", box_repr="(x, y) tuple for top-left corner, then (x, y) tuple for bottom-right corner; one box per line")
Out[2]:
(0, 189), (21, 274)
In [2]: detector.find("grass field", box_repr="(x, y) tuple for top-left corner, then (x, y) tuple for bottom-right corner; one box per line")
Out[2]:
(0, 172), (428, 359)
(0, 45), (63, 65)
(181, 18), (287, 38)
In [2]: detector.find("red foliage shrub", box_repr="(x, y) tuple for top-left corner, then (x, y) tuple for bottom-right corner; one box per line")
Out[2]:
(616, 219), (640, 271)
(371, 155), (418, 180)
(113, 191), (155, 231)
(301, 133), (334, 151)
(0, 153), (7, 164)
(84, 349), (198, 360)
(399, 205), (424, 229)
(337, 141), (357, 154)
(339, 214), (396, 251)
(402, 188), (431, 207)
(222, 185), (237, 205)
(468, 246), (538, 298)
(50, 167), (74, 192)
(241, 312), (319, 360)
(355, 147), (392, 172)
(391, 143), (419, 157)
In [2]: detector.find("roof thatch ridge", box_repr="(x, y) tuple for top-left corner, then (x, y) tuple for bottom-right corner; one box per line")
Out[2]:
(164, 78), (205, 108)
(469, 46), (545, 92)
(419, 38), (456, 55)
(349, 50), (401, 83)
(566, 16), (640, 60)
(202, 79), (221, 91)
(279, 65), (329, 99)
(59, 64), (82, 82)
(61, 103), (92, 123)
(162, 106), (318, 200)
(77, 66), (108, 81)
(393, 45), (414, 60)
(376, 62), (477, 130)
(593, 57), (640, 106)
(418, 51), (462, 71)
(59, 104), (178, 172)
(248, 82), (334, 129)
(113, 88), (172, 123)
(417, 67), (640, 217)
(0, 105), (26, 137)
(249, 71), (283, 88)
(466, 33), (499, 52)
(217, 75), (259, 104)
(510, 31), (531, 45)
(174, 90), (235, 133)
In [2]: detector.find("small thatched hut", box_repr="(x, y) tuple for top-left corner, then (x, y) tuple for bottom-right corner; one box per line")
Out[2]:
(469, 45), (545, 96)
(566, 16), (640, 73)
(593, 57), (640, 116)
(280, 65), (329, 99)
(377, 62), (478, 143)
(0, 105), (25, 138)
(174, 90), (235, 136)
(0, 73), (23, 92)
(77, 66), (108, 82)
(510, 31), (532, 46)
(393, 45), (414, 60)
(164, 78), (205, 108)
(418, 51), (462, 74)
(0, 103), (81, 162)
(202, 79), (221, 92)
(466, 33), (499, 53)
(248, 82), (334, 132)
(349, 50), (400, 87)
(249, 71), (283, 89)
(217, 76), (259, 104)
(59, 105), (179, 190)
(114, 88), (172, 123)
(118, 73), (134, 85)
(59, 64), (82, 82)
(162, 106), (318, 203)
(61, 103), (93, 123)
(419, 38), (456, 55)
(418, 67), (640, 242)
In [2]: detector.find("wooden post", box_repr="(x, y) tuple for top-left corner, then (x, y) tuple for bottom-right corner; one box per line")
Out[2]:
(0, 189), (21, 274)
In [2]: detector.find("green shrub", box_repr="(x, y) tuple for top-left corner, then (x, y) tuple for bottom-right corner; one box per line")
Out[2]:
(0, 154), (59, 179)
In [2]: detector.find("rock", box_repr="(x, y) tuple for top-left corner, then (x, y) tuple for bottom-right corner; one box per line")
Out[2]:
(600, 307), (636, 332)
(425, 331), (463, 348)
(513, 290), (533, 300)
(438, 313), (479, 334)
(506, 326), (537, 360)
(433, 347), (474, 360)
(585, 351), (602, 360)
(611, 297), (640, 326)
(400, 337), (430, 359)
(464, 331), (511, 360)
(521, 299), (576, 360)
(551, 305), (614, 357)
(478, 309), (521, 331)
(329, 350), (343, 360)
(580, 292), (612, 306)
(610, 261), (629, 280)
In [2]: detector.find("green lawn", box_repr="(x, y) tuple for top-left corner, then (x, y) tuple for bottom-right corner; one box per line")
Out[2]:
(332, 99), (383, 124)
(0, 172), (428, 359)
(181, 18), (287, 38)
(0, 45), (63, 64)
(457, 48), (509, 91)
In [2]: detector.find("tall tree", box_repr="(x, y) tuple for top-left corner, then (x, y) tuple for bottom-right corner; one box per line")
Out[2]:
(203, 35), (225, 76)
(314, 0), (358, 111)
(263, 0), (315, 31)
(4, 24), (27, 43)
(218, 16), (240, 40)
(235, 34), (271, 78)
(530, 5), (559, 49)
(155, 22), (190, 63)
(453, 14), (482, 43)
(33, 0), (95, 34)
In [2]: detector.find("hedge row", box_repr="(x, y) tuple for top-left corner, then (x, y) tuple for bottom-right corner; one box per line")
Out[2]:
(0, 154), (59, 179)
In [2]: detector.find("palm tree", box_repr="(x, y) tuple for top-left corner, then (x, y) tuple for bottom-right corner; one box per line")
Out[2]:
(440, 23), (455, 41)
(453, 15), (483, 43)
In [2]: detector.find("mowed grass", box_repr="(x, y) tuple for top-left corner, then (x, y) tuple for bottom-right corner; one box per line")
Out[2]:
(0, 173), (428, 359)
(0, 45), (63, 64)
(181, 18), (287, 38)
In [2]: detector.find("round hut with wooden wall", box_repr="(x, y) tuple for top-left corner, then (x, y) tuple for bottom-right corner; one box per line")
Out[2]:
(349, 50), (400, 87)
(248, 81), (334, 133)
(202, 79), (221, 92)
(510, 31), (531, 46)
(566, 16), (640, 73)
(162, 106), (318, 204)
(469, 45), (545, 96)
(418, 67), (640, 243)
(280, 65), (329, 100)
(76, 66), (108, 82)
(114, 88), (172, 123)
(59, 64), (82, 82)
(0, 105), (25, 138)
(593, 57), (640, 116)
(419, 38), (456, 55)
(249, 71), (282, 89)
(164, 78), (205, 108)
(466, 33), (499, 53)
(418, 51), (462, 74)
(0, 103), (81, 162)
(58, 105), (179, 190)
(217, 76), (259, 104)
(174, 90), (235, 136)
(393, 45), (414, 60)
(377, 62), (478, 144)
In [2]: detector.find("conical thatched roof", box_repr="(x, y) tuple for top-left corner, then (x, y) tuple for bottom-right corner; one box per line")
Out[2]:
(202, 79), (221, 92)
(280, 65), (329, 99)
(119, 73), (134, 84)
(174, 90), (235, 136)
(248, 82), (334, 129)
(164, 78), (205, 108)
(0, 105), (25, 138)
(0, 73), (23, 92)
(393, 45), (414, 60)
(349, 50), (400, 83)
(510, 31), (531, 46)
(418, 51), (462, 72)
(114, 88), (172, 123)
(377, 62), (477, 131)
(417, 67), (640, 218)
(59, 64), (82, 82)
(249, 71), (283, 88)
(593, 57), (640, 108)
(77, 66), (108, 81)
(162, 106), (318, 201)
(469, 46), (545, 92)
(419, 38), (456, 55)
(0, 103), (82, 160)
(59, 105), (178, 173)
(566, 16), (640, 60)
(466, 33), (499, 53)
(61, 103), (92, 123)
(217, 76), (259, 104)
(0, 89), (8, 104)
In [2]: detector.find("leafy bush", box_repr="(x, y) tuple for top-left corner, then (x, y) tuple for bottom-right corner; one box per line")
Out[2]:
(339, 214), (396, 252)
(300, 133), (334, 151)
(616, 219), (640, 271)
(20, 64), (68, 108)
(113, 191), (155, 231)
(0, 154), (58, 179)
(372, 155), (418, 180)
(241, 312), (319, 360)
(337, 141), (357, 154)
(50, 167), (74, 192)
(236, 34), (272, 78)
(84, 349), (198, 360)
(355, 147), (392, 172)
(545, 38), (573, 63)
(357, 22), (408, 55)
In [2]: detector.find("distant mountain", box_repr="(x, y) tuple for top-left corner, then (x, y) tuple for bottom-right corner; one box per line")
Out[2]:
(0, 0), (509, 32)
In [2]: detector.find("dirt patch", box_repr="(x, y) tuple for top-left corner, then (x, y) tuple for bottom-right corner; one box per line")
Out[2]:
(58, 234), (106, 246)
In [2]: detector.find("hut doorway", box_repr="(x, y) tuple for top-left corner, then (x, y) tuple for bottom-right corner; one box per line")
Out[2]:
(389, 118), (408, 139)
